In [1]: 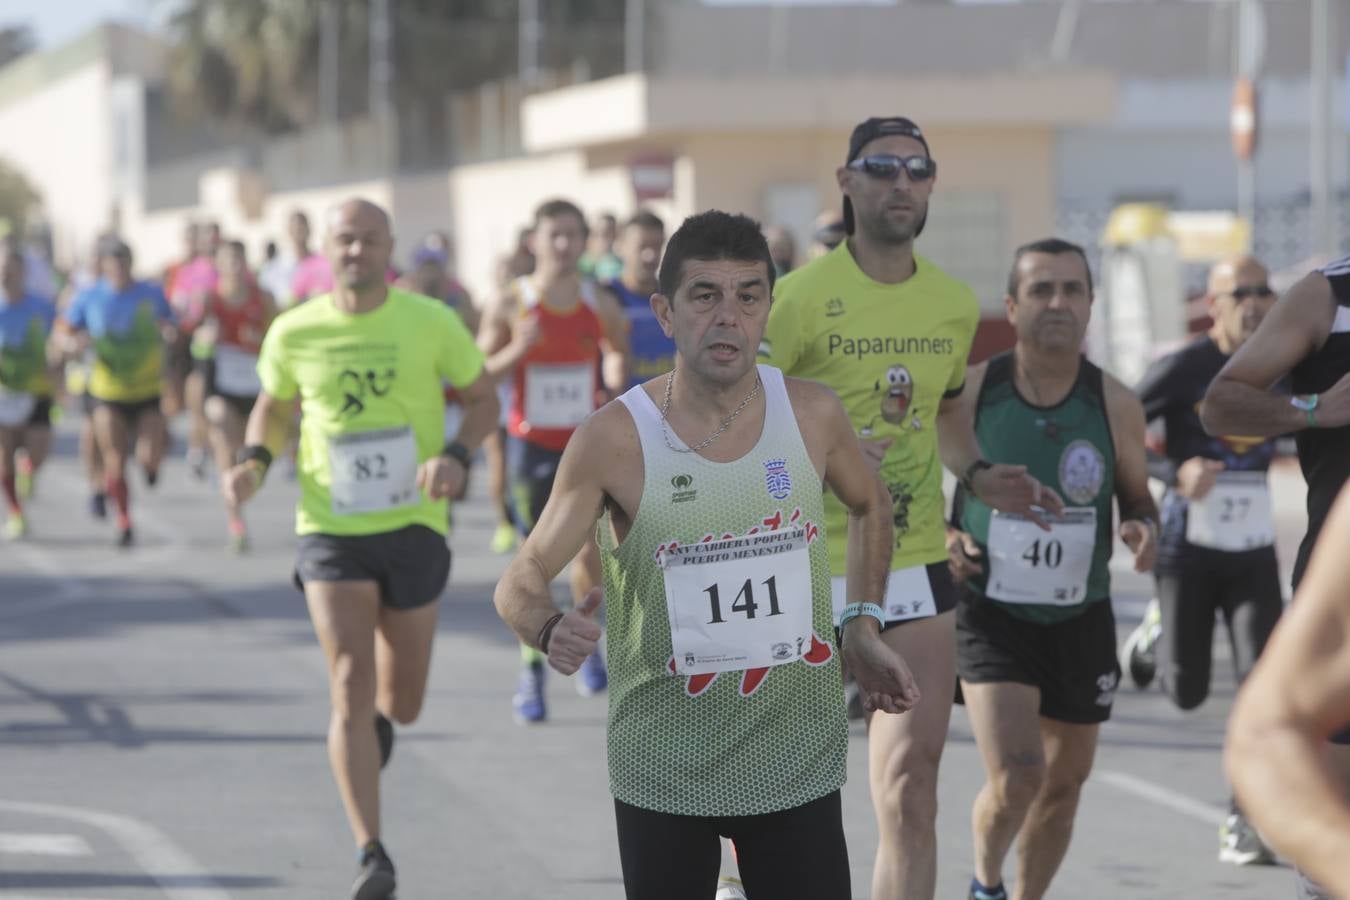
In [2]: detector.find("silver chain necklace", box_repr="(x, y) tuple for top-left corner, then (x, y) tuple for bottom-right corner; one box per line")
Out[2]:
(660, 370), (763, 454)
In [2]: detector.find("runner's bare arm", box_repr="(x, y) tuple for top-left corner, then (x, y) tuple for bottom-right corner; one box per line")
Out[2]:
(792, 378), (919, 714)
(494, 410), (619, 673)
(1202, 272), (1336, 436)
(449, 372), (499, 456)
(476, 293), (527, 382)
(936, 362), (1065, 527)
(220, 390), (292, 506)
(1227, 485), (1350, 889)
(593, 285), (632, 394)
(1105, 375), (1158, 572)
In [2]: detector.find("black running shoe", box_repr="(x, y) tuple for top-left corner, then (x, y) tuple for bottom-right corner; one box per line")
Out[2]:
(144, 468), (159, 489)
(90, 492), (107, 520)
(117, 526), (134, 548)
(375, 712), (394, 770)
(351, 840), (396, 900)
(1219, 811), (1276, 866)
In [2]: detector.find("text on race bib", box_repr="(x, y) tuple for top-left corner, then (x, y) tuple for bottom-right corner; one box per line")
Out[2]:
(662, 527), (814, 676)
(213, 345), (262, 397)
(524, 363), (595, 430)
(327, 426), (419, 515)
(987, 508), (1097, 606)
(1186, 471), (1275, 551)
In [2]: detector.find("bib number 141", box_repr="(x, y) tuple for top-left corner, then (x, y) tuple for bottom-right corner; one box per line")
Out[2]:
(705, 575), (785, 624)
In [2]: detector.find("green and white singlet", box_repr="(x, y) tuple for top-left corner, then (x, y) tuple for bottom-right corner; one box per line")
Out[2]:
(599, 365), (847, 817)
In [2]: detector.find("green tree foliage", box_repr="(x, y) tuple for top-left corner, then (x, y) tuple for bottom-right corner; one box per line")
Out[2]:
(0, 156), (40, 238)
(164, 0), (628, 134)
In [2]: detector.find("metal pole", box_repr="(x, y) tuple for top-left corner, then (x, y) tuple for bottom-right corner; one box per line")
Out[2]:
(319, 1), (340, 124)
(519, 0), (541, 89)
(370, 0), (393, 124)
(1311, 0), (1334, 257)
(625, 0), (645, 74)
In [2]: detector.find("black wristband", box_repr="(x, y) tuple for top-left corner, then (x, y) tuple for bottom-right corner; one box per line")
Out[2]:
(961, 459), (993, 493)
(441, 440), (471, 469)
(537, 612), (565, 654)
(236, 444), (274, 475)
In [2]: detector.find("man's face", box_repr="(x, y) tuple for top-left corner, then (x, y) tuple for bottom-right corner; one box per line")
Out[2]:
(592, 216), (617, 255)
(1005, 252), (1093, 353)
(837, 135), (935, 246)
(653, 258), (772, 388)
(198, 224), (221, 257)
(216, 245), (246, 280)
(531, 213), (586, 274)
(0, 248), (24, 297)
(414, 260), (444, 295)
(1208, 258), (1275, 351)
(620, 224), (664, 285)
(100, 253), (132, 288)
(325, 205), (393, 291)
(288, 214), (311, 250)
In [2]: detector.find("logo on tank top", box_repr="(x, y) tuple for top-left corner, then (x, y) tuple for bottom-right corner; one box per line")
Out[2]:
(825, 297), (845, 318)
(763, 458), (792, 500)
(671, 473), (697, 503)
(1058, 439), (1106, 505)
(875, 364), (920, 430)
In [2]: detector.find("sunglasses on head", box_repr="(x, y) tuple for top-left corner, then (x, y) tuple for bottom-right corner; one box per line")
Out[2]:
(1227, 285), (1274, 301)
(847, 154), (937, 182)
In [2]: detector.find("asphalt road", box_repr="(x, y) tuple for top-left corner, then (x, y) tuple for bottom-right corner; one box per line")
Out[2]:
(0, 420), (1310, 898)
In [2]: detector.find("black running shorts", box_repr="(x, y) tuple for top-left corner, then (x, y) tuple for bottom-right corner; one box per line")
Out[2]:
(956, 587), (1121, 725)
(292, 524), (451, 610)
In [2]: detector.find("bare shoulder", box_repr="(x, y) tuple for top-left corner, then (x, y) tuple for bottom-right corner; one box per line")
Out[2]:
(962, 359), (991, 398)
(783, 374), (843, 416)
(1101, 368), (1146, 428)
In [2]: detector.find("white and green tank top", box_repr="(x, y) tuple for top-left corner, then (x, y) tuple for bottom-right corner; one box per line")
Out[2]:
(599, 364), (847, 816)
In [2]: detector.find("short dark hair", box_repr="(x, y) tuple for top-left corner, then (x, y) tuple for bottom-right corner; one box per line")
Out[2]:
(658, 210), (774, 300)
(1007, 237), (1093, 299)
(533, 198), (589, 237)
(624, 210), (665, 234)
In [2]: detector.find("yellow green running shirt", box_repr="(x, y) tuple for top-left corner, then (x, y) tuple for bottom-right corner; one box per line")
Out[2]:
(760, 243), (980, 606)
(600, 366), (846, 816)
(257, 288), (484, 537)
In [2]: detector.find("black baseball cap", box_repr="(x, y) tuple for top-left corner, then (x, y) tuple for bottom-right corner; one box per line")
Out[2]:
(842, 116), (930, 235)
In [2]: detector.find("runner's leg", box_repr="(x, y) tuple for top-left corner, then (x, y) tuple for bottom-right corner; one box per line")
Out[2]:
(613, 799), (721, 900)
(732, 791), (851, 900)
(374, 601), (440, 726)
(1157, 558), (1222, 710)
(868, 610), (956, 900)
(1012, 719), (1099, 900)
(306, 579), (383, 847)
(962, 681), (1044, 892)
(94, 404), (133, 531)
(135, 406), (167, 482)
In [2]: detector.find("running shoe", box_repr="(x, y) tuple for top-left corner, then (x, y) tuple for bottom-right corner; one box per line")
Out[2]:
(1120, 597), (1161, 689)
(4, 514), (27, 541)
(350, 840), (396, 900)
(512, 660), (547, 724)
(714, 876), (748, 900)
(89, 492), (107, 520)
(375, 712), (394, 770)
(969, 879), (1008, 900)
(117, 526), (135, 549)
(1219, 811), (1275, 866)
(187, 447), (208, 482)
(576, 649), (608, 697)
(228, 533), (250, 554)
(144, 467), (159, 489)
(491, 522), (518, 554)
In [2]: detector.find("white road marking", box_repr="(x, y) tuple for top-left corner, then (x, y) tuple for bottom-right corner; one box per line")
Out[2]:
(0, 801), (231, 900)
(1094, 768), (1228, 826)
(0, 832), (94, 856)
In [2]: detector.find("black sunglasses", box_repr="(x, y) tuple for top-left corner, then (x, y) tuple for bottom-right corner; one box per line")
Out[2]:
(1227, 285), (1274, 301)
(847, 154), (937, 182)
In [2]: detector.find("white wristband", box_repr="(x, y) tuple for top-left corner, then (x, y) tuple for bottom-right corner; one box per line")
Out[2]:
(839, 602), (885, 630)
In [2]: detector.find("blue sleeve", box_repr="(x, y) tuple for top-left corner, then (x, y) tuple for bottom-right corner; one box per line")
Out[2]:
(149, 285), (175, 324)
(64, 291), (89, 330)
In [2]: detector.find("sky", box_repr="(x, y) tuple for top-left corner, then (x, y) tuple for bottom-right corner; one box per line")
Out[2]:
(3, 0), (158, 50)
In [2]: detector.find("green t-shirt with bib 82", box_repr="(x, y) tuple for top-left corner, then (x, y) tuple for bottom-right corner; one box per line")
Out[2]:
(257, 288), (483, 537)
(759, 243), (980, 575)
